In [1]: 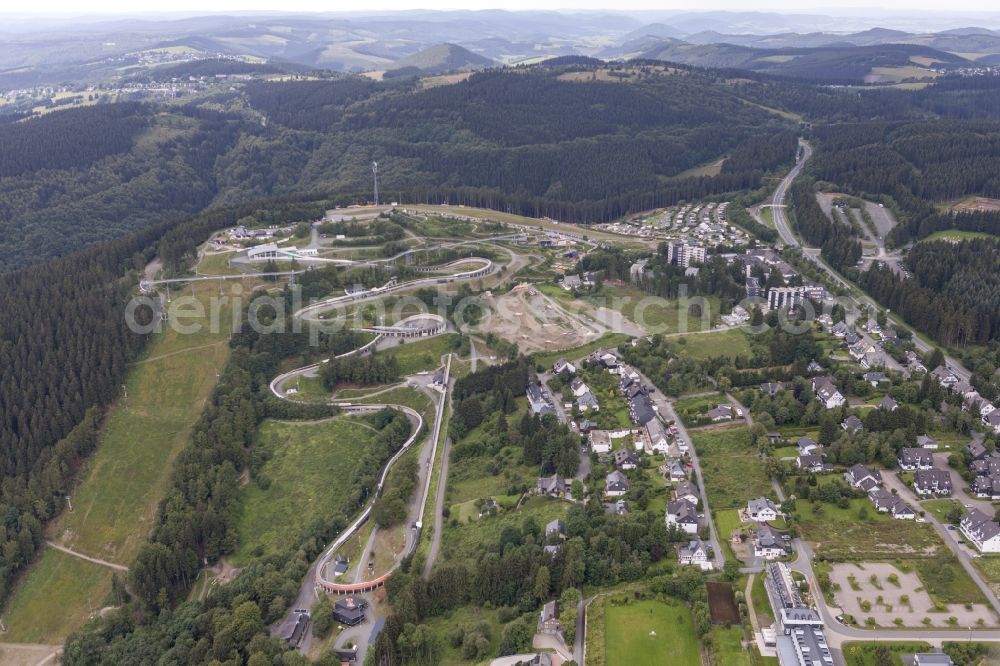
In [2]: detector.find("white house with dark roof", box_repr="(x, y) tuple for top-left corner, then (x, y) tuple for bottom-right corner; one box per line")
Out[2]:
(914, 469), (952, 496)
(747, 497), (779, 522)
(916, 434), (938, 449)
(898, 447), (933, 471)
(797, 437), (820, 456)
(842, 415), (864, 433)
(570, 378), (590, 398)
(754, 524), (786, 559)
(674, 480), (699, 505)
(845, 464), (881, 492)
(666, 498), (699, 534)
(797, 454), (825, 473)
(812, 377), (845, 409)
(961, 509), (1000, 553)
(577, 391), (600, 412)
(678, 539), (713, 570)
(552, 359), (576, 375)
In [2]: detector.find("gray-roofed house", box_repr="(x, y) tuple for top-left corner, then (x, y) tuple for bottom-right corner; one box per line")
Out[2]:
(613, 448), (640, 470)
(914, 469), (953, 496)
(754, 524), (786, 559)
(845, 464), (881, 492)
(877, 395), (898, 412)
(797, 437), (820, 455)
(842, 415), (864, 433)
(577, 391), (600, 412)
(747, 497), (779, 522)
(961, 508), (1000, 553)
(674, 480), (699, 505)
(545, 519), (566, 539)
(678, 539), (713, 570)
(537, 473), (567, 497)
(605, 470), (630, 497)
(898, 447), (934, 471)
(666, 498), (699, 534)
(916, 434), (938, 449)
(797, 454), (825, 473)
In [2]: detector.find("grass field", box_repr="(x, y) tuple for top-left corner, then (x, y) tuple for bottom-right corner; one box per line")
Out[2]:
(589, 285), (720, 335)
(921, 498), (962, 522)
(381, 334), (458, 376)
(667, 328), (752, 360)
(751, 573), (774, 626)
(693, 427), (773, 510)
(842, 641), (933, 666)
(602, 598), (700, 666)
(48, 280), (234, 562)
(231, 417), (377, 565)
(715, 508), (746, 562)
(919, 230), (996, 244)
(973, 556), (1000, 596)
(1, 548), (117, 643)
(3, 276), (241, 643)
(532, 332), (629, 368)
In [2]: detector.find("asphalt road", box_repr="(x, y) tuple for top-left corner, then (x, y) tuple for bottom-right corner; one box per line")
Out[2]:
(632, 371), (725, 570)
(770, 138), (973, 385)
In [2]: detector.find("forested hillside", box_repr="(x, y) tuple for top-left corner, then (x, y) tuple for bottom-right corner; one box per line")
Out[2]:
(861, 239), (1000, 346)
(0, 64), (802, 271)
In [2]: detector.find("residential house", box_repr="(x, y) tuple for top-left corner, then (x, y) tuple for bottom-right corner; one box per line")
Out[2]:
(961, 509), (1000, 553)
(842, 415), (864, 433)
(797, 437), (820, 456)
(898, 448), (933, 471)
(629, 394), (656, 426)
(612, 499), (629, 515)
(868, 489), (898, 514)
(527, 382), (553, 417)
(831, 321), (850, 338)
(552, 359), (576, 375)
(747, 497), (779, 522)
(891, 501), (916, 520)
(570, 378), (590, 398)
(644, 419), (670, 453)
(968, 440), (989, 461)
(674, 481), (699, 505)
(863, 371), (887, 387)
(613, 448), (640, 470)
(678, 539), (713, 570)
(807, 359), (824, 373)
(577, 391), (600, 412)
(666, 498), (699, 534)
(754, 524), (786, 559)
(984, 411), (1000, 434)
(760, 382), (788, 397)
(913, 655), (955, 666)
(914, 469), (953, 496)
(561, 274), (582, 290)
(589, 430), (612, 454)
(844, 331), (861, 346)
(545, 519), (566, 539)
(333, 598), (368, 626)
(812, 376), (846, 409)
(973, 475), (1000, 500)
(845, 464), (882, 492)
(605, 470), (630, 497)
(797, 454), (825, 473)
(538, 601), (562, 635)
(877, 396), (898, 412)
(916, 434), (938, 449)
(537, 474), (567, 497)
(577, 419), (599, 434)
(668, 459), (686, 481)
(707, 404), (734, 422)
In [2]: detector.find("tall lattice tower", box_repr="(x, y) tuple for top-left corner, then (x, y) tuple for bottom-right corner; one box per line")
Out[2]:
(371, 161), (379, 206)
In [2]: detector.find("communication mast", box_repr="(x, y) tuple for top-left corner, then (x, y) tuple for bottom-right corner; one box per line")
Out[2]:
(372, 161), (379, 206)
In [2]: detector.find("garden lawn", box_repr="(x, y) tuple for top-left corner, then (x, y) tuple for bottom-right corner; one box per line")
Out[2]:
(842, 641), (933, 666)
(604, 598), (700, 666)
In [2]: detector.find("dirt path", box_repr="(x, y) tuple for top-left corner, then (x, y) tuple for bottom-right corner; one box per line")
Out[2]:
(44, 541), (128, 572)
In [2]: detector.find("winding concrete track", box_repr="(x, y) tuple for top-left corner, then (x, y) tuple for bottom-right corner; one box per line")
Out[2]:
(263, 250), (500, 655)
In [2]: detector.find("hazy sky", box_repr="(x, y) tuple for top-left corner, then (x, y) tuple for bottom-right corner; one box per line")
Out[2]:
(5, 1), (1000, 14)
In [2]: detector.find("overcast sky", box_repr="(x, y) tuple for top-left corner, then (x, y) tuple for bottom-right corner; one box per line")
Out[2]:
(5, 1), (1000, 14)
